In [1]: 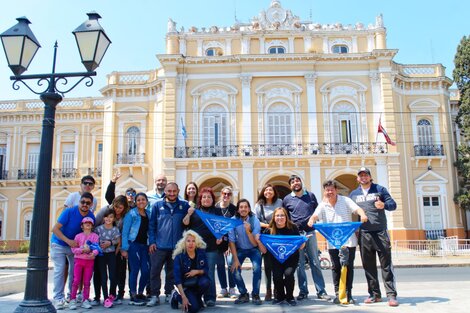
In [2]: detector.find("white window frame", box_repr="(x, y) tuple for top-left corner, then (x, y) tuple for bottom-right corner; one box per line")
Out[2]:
(126, 126), (140, 156)
(24, 211), (32, 239)
(201, 104), (228, 147)
(417, 119), (434, 146)
(265, 102), (293, 145)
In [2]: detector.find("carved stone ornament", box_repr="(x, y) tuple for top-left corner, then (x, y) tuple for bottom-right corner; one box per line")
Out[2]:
(201, 89), (228, 102)
(251, 1), (300, 31)
(265, 87), (292, 100)
(330, 86), (357, 98)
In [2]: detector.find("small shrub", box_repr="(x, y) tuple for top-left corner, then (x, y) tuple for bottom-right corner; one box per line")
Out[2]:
(18, 241), (30, 253)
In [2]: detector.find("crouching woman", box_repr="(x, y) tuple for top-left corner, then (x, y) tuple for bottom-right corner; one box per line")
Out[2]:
(171, 230), (210, 312)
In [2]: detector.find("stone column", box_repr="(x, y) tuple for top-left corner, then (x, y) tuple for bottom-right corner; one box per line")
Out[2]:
(242, 160), (254, 201)
(176, 74), (188, 148)
(240, 74), (253, 146)
(309, 160), (322, 197)
(305, 73), (318, 144)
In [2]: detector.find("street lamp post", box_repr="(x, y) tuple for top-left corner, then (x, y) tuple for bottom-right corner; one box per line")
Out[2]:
(0, 13), (111, 313)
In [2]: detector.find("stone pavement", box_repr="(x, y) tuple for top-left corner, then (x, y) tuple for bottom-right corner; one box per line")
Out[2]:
(0, 253), (469, 313)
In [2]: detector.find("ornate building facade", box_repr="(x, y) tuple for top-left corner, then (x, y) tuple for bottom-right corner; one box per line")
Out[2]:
(0, 1), (465, 247)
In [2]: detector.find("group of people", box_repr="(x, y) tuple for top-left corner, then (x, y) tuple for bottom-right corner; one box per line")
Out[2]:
(50, 167), (399, 312)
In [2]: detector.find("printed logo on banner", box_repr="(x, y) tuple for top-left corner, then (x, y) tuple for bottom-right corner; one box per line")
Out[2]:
(314, 222), (362, 249)
(259, 234), (308, 263)
(195, 210), (243, 239)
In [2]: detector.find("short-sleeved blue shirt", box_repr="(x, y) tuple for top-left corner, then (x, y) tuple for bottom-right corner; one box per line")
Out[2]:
(51, 206), (95, 246)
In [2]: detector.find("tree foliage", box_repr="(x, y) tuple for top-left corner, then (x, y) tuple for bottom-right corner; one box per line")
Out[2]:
(454, 36), (470, 210)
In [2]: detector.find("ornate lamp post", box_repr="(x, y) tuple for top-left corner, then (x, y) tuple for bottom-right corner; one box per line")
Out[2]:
(0, 12), (111, 313)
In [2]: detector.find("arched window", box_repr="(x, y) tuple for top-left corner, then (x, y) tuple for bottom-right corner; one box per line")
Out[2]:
(24, 211), (32, 239)
(332, 103), (358, 144)
(266, 103), (293, 145)
(268, 46), (286, 54)
(206, 48), (223, 56)
(417, 119), (434, 145)
(202, 104), (228, 148)
(126, 126), (140, 155)
(332, 45), (349, 54)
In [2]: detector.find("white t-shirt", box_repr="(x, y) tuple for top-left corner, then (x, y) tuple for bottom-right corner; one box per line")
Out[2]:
(313, 195), (361, 248)
(64, 192), (98, 212)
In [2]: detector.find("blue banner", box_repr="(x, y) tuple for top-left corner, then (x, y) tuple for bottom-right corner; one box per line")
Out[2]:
(259, 234), (308, 264)
(195, 210), (243, 239)
(314, 222), (362, 249)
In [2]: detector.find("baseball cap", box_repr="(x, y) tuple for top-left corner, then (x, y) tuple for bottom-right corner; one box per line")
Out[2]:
(357, 167), (371, 176)
(81, 217), (94, 225)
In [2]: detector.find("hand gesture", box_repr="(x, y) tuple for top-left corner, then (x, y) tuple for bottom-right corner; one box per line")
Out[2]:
(243, 221), (251, 233)
(111, 171), (121, 183)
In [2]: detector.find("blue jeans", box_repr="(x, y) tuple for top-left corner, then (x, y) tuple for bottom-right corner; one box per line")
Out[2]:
(128, 242), (150, 295)
(216, 252), (233, 289)
(298, 231), (327, 296)
(51, 243), (74, 301)
(233, 247), (261, 296)
(204, 251), (219, 302)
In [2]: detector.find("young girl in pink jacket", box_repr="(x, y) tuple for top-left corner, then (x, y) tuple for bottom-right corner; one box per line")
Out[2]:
(69, 217), (100, 310)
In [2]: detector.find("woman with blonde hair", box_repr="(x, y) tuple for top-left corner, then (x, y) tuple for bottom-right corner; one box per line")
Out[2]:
(170, 230), (210, 313)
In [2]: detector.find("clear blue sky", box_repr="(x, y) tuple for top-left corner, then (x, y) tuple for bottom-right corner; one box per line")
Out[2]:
(0, 0), (468, 100)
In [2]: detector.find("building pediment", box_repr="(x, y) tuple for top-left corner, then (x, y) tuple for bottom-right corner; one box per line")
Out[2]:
(415, 170), (448, 184)
(17, 190), (35, 201)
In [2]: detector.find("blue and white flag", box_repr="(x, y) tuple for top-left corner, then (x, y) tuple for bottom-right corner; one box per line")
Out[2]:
(314, 222), (362, 249)
(259, 234), (308, 264)
(195, 210), (243, 239)
(181, 117), (187, 140)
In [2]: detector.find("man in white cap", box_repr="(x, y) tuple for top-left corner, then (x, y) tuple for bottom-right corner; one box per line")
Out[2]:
(349, 167), (398, 307)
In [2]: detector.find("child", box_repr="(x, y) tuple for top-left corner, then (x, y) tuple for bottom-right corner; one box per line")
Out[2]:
(70, 217), (100, 310)
(94, 209), (121, 308)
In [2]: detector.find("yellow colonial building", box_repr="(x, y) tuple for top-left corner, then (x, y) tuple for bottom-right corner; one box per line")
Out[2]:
(0, 1), (466, 248)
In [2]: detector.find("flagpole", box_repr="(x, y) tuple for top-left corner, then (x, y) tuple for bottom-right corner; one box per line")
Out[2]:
(376, 112), (382, 144)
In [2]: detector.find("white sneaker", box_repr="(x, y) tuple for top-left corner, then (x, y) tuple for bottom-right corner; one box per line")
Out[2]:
(69, 300), (77, 310)
(146, 296), (159, 307)
(76, 292), (83, 303)
(90, 299), (100, 306)
(229, 288), (238, 299)
(217, 288), (228, 298)
(81, 300), (92, 309)
(55, 299), (66, 310)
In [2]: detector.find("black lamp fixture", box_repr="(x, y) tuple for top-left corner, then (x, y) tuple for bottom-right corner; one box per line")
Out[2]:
(0, 12), (110, 313)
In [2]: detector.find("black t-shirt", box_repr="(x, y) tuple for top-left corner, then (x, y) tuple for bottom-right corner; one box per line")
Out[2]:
(189, 206), (221, 252)
(215, 203), (236, 253)
(270, 224), (301, 265)
(135, 213), (149, 244)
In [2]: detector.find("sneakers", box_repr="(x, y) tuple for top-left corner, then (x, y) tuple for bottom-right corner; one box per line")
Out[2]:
(317, 292), (330, 300)
(170, 290), (179, 310)
(217, 288), (229, 298)
(296, 293), (308, 301)
(229, 287), (238, 299)
(364, 295), (382, 304)
(54, 299), (66, 310)
(165, 294), (172, 303)
(234, 293), (250, 304)
(252, 294), (262, 305)
(129, 295), (146, 306)
(104, 296), (114, 308)
(90, 299), (100, 306)
(287, 299), (297, 306)
(146, 296), (160, 307)
(69, 299), (77, 310)
(388, 296), (399, 307)
(81, 300), (92, 309)
(114, 297), (123, 305)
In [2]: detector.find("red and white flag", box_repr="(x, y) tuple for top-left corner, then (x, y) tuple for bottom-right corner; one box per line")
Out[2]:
(378, 118), (396, 146)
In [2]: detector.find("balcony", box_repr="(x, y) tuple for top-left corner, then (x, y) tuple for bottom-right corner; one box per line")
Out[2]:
(174, 142), (388, 158)
(0, 170), (8, 180)
(116, 153), (145, 164)
(52, 168), (78, 179)
(425, 229), (446, 240)
(87, 167), (102, 178)
(414, 145), (444, 157)
(17, 169), (38, 180)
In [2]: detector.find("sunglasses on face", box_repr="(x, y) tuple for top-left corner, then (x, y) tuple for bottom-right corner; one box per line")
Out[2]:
(80, 200), (92, 206)
(222, 192), (232, 196)
(126, 191), (136, 197)
(82, 182), (94, 186)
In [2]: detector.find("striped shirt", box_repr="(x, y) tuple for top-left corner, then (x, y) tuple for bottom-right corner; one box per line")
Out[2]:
(313, 195), (361, 248)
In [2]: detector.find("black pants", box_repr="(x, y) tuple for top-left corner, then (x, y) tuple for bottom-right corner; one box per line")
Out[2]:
(97, 252), (117, 299)
(262, 253), (273, 291)
(115, 252), (127, 298)
(175, 276), (210, 313)
(271, 254), (298, 301)
(359, 230), (397, 298)
(329, 247), (356, 297)
(93, 258), (101, 300)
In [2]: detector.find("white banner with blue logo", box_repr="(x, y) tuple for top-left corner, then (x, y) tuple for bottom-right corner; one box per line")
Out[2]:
(195, 210), (243, 239)
(259, 234), (308, 264)
(314, 222), (362, 249)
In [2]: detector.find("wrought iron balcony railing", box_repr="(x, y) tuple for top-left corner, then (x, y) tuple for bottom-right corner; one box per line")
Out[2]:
(0, 170), (8, 180)
(52, 168), (78, 179)
(116, 153), (145, 164)
(17, 169), (38, 180)
(414, 145), (444, 156)
(425, 229), (446, 240)
(174, 142), (388, 158)
(87, 167), (102, 178)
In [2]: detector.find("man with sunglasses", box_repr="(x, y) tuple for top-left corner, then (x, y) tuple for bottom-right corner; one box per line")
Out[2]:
(64, 175), (98, 212)
(51, 192), (96, 310)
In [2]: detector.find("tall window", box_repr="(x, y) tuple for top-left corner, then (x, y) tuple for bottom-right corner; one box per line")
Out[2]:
(332, 103), (358, 143)
(202, 105), (228, 147)
(61, 143), (75, 170)
(0, 211), (3, 239)
(332, 45), (348, 53)
(417, 119), (434, 145)
(268, 46), (285, 54)
(0, 144), (6, 179)
(266, 103), (293, 145)
(24, 211), (32, 239)
(126, 126), (140, 155)
(97, 143), (103, 171)
(423, 196), (443, 239)
(27, 144), (40, 178)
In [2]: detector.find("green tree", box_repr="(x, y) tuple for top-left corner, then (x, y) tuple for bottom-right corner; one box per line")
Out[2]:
(454, 36), (470, 210)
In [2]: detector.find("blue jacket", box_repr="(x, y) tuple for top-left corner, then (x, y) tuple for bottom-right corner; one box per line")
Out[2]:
(121, 206), (151, 251)
(149, 198), (189, 250)
(173, 248), (208, 286)
(349, 183), (397, 232)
